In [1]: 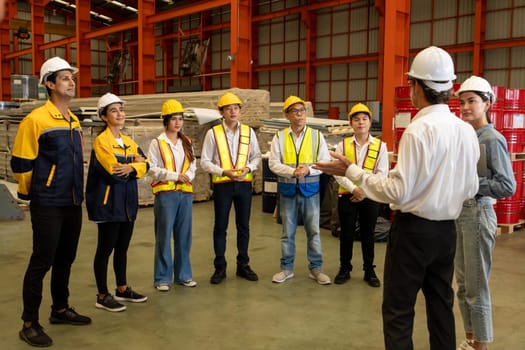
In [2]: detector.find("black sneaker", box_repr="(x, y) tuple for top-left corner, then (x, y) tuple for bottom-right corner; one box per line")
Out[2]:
(49, 307), (92, 325)
(114, 287), (148, 303)
(95, 294), (127, 312)
(364, 270), (381, 288)
(19, 321), (53, 347)
(236, 265), (258, 281)
(210, 268), (226, 284)
(334, 268), (351, 285)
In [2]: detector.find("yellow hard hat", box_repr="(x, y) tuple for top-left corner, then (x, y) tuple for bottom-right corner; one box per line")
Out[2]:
(283, 95), (305, 112)
(348, 103), (372, 120)
(217, 92), (243, 109)
(161, 99), (184, 117)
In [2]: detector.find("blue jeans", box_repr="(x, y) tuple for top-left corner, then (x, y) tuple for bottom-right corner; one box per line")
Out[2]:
(154, 191), (193, 286)
(279, 192), (323, 271)
(455, 197), (497, 343)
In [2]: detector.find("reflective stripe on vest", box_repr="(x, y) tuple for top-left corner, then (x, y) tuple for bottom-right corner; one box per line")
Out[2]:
(151, 138), (193, 194)
(338, 136), (381, 194)
(211, 123), (253, 183)
(277, 127), (320, 197)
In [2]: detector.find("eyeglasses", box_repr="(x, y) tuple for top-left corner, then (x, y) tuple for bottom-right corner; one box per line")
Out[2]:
(288, 108), (306, 115)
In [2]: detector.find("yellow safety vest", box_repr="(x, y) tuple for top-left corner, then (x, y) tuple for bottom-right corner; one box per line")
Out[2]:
(211, 123), (254, 183)
(338, 136), (381, 194)
(151, 138), (193, 194)
(278, 127), (320, 197)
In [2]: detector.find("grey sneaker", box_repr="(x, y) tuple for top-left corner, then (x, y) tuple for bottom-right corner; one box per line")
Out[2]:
(95, 294), (126, 312)
(272, 270), (294, 283)
(309, 269), (331, 285)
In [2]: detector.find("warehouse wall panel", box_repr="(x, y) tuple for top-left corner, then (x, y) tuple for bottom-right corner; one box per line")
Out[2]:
(513, 8), (525, 37)
(486, 10), (511, 40)
(457, 15), (474, 44)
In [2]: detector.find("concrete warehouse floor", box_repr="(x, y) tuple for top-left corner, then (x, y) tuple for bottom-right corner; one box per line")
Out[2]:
(0, 183), (524, 349)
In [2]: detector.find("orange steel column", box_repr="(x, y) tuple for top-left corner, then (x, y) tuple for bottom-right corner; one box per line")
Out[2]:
(230, 0), (252, 88)
(375, 0), (410, 150)
(31, 0), (46, 81)
(303, 10), (317, 104)
(75, 1), (91, 97)
(138, 0), (156, 94)
(0, 0), (15, 100)
(472, 0), (486, 75)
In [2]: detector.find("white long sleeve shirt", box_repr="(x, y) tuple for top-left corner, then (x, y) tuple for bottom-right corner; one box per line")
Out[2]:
(200, 121), (261, 176)
(334, 135), (389, 195)
(269, 126), (331, 178)
(147, 132), (196, 182)
(345, 104), (480, 220)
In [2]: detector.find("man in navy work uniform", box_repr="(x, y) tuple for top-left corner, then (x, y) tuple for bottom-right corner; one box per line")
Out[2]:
(11, 57), (91, 347)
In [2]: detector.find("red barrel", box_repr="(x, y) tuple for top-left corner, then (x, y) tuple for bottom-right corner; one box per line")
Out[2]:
(501, 129), (525, 153)
(495, 199), (521, 224)
(490, 109), (505, 130)
(493, 111), (525, 129)
(505, 88), (525, 110)
(492, 86), (506, 110)
(511, 160), (524, 201)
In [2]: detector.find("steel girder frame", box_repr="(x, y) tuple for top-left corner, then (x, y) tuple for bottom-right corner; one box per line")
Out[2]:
(375, 0), (410, 150)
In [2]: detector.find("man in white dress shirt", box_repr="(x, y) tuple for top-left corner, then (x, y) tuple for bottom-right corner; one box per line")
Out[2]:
(314, 46), (480, 350)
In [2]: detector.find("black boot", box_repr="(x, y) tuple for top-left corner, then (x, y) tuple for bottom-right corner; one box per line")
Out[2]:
(364, 269), (380, 288)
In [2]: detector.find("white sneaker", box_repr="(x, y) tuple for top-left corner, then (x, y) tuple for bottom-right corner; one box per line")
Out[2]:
(458, 340), (475, 350)
(272, 270), (294, 283)
(309, 269), (331, 285)
(156, 284), (170, 292)
(180, 280), (197, 287)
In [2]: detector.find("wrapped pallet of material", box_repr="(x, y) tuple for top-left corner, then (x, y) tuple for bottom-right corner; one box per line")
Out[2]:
(6, 120), (19, 151)
(0, 119), (8, 152)
(192, 159), (212, 202)
(252, 165), (263, 194)
(137, 175), (155, 207)
(0, 151), (7, 179)
(255, 127), (276, 154)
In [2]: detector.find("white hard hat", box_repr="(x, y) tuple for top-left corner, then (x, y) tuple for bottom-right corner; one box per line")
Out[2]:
(407, 46), (456, 92)
(39, 57), (78, 85)
(456, 75), (495, 103)
(97, 92), (126, 118)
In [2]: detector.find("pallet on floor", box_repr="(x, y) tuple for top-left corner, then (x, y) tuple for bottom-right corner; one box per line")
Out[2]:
(497, 219), (525, 235)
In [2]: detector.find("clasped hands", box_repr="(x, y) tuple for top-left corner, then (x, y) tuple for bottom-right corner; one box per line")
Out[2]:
(223, 167), (250, 181)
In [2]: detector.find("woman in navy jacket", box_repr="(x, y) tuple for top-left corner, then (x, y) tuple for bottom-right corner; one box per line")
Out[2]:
(86, 93), (149, 312)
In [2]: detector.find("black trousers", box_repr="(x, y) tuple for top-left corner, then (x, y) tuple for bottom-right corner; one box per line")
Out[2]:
(337, 195), (379, 271)
(382, 212), (456, 350)
(93, 221), (134, 295)
(212, 181), (252, 269)
(22, 204), (82, 322)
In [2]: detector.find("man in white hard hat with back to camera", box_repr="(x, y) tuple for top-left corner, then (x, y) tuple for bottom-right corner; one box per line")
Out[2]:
(314, 46), (480, 349)
(11, 57), (91, 347)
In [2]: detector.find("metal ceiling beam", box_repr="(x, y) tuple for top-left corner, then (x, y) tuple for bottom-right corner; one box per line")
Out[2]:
(252, 0), (359, 22)
(147, 0), (230, 24)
